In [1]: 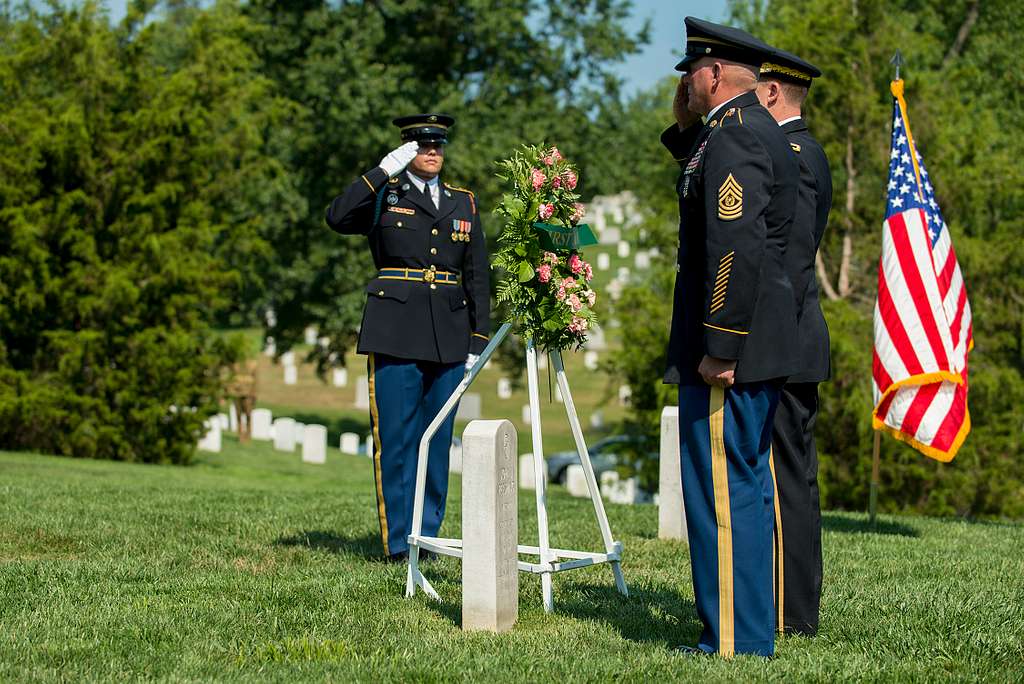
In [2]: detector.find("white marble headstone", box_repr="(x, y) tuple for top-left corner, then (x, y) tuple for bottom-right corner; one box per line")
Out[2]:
(565, 464), (589, 498)
(521, 404), (532, 426)
(597, 253), (611, 271)
(449, 438), (463, 474)
(283, 365), (297, 386)
(365, 433), (374, 459)
(273, 417), (296, 452)
(618, 385), (632, 407)
(659, 406), (688, 541)
(497, 377), (512, 400)
(197, 419), (221, 453)
(355, 376), (370, 410)
(589, 411), (604, 430)
(339, 432), (360, 455)
(251, 409), (272, 440)
(280, 351), (295, 367)
(617, 266), (631, 281)
(216, 413), (229, 431)
(332, 367), (348, 387)
(519, 453), (535, 490)
(456, 392), (482, 421)
(263, 336), (276, 357)
(635, 251), (651, 269)
(583, 351), (599, 371)
(303, 326), (318, 345)
(228, 403), (238, 432)
(603, 227), (621, 244)
(616, 240), (630, 258)
(461, 420), (518, 633)
(302, 424), (327, 464)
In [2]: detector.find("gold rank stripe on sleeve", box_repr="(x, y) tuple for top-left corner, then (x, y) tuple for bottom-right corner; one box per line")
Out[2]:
(361, 175), (375, 192)
(472, 333), (490, 341)
(710, 251), (734, 315)
(718, 174), (743, 221)
(790, 142), (802, 153)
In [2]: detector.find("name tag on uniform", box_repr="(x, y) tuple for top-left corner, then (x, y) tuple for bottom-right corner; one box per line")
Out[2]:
(388, 206), (415, 216)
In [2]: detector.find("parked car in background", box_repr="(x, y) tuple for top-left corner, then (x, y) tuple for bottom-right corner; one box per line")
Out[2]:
(545, 434), (656, 486)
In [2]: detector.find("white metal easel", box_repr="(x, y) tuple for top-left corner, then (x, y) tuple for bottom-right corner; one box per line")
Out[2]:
(405, 322), (628, 612)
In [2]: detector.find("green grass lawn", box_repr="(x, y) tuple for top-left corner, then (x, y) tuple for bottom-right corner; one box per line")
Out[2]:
(2, 440), (1022, 682)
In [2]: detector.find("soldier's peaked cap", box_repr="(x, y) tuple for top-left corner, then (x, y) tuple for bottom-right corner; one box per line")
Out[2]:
(675, 17), (772, 72)
(758, 44), (821, 85)
(392, 113), (454, 144)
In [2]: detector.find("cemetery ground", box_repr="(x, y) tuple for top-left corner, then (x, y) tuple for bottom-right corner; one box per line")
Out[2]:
(2, 441), (1022, 681)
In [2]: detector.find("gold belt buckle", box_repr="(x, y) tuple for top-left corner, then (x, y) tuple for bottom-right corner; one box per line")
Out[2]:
(423, 269), (436, 283)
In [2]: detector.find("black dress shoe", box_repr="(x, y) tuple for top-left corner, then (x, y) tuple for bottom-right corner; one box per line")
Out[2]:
(672, 645), (706, 656)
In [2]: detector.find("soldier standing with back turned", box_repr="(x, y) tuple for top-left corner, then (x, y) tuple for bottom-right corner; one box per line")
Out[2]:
(757, 45), (833, 638)
(325, 114), (490, 563)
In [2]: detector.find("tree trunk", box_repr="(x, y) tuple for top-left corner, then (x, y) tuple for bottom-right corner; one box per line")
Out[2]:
(943, 0), (981, 68)
(816, 252), (840, 301)
(838, 128), (856, 298)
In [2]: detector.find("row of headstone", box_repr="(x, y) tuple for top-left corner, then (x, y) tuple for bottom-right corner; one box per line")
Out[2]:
(197, 418), (221, 452)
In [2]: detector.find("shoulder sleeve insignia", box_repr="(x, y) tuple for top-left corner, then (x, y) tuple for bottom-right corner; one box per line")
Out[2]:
(718, 174), (743, 221)
(790, 142), (802, 153)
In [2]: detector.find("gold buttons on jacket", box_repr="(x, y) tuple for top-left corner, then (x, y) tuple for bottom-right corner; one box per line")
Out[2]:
(430, 247), (437, 255)
(430, 284), (437, 290)
(396, 221), (404, 228)
(378, 290), (384, 296)
(432, 228), (438, 235)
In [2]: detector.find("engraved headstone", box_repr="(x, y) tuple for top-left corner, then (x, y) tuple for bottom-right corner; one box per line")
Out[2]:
(251, 409), (272, 440)
(597, 253), (611, 271)
(273, 417), (296, 452)
(197, 419), (221, 453)
(339, 432), (360, 455)
(497, 377), (513, 400)
(565, 464), (589, 498)
(355, 375), (370, 410)
(284, 365), (298, 386)
(519, 453), (535, 490)
(659, 406), (688, 541)
(332, 367), (348, 387)
(616, 240), (630, 258)
(456, 392), (482, 421)
(302, 424), (327, 464)
(461, 420), (518, 633)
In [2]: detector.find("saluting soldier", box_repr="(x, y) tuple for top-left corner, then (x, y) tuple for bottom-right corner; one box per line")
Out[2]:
(661, 18), (800, 658)
(756, 46), (833, 638)
(325, 114), (490, 563)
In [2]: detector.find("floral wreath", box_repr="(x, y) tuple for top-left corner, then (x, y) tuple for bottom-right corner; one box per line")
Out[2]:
(494, 145), (597, 352)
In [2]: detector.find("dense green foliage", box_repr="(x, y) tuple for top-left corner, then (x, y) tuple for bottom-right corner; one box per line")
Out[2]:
(0, 1), (281, 463)
(2, 444), (1021, 679)
(608, 0), (1024, 518)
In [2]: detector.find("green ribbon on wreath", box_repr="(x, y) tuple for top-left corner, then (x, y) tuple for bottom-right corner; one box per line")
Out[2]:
(532, 222), (599, 252)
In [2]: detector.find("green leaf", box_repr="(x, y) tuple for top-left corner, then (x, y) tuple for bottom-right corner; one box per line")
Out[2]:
(517, 261), (535, 283)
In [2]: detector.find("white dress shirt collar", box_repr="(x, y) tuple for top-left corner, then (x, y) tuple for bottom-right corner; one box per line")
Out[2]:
(777, 115), (802, 127)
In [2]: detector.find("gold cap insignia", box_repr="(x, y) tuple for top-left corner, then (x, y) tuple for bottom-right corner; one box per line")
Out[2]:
(429, 115), (438, 122)
(718, 174), (743, 221)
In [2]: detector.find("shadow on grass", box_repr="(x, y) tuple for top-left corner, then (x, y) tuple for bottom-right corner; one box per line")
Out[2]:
(274, 530), (382, 559)
(822, 513), (919, 537)
(558, 583), (702, 648)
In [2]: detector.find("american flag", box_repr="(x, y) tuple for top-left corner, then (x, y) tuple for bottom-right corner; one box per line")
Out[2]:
(872, 80), (972, 462)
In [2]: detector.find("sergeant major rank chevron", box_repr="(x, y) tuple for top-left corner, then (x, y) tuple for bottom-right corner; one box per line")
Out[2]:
(718, 174), (743, 221)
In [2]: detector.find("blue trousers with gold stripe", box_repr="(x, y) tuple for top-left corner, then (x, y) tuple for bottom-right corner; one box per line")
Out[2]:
(368, 353), (462, 557)
(678, 382), (780, 657)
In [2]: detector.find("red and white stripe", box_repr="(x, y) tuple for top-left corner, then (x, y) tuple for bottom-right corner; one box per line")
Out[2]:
(872, 208), (972, 461)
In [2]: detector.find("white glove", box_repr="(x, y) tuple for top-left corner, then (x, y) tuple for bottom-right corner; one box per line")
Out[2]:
(465, 353), (480, 373)
(378, 141), (419, 177)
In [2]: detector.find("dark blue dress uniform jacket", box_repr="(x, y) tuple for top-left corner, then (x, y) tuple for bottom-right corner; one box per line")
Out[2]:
(782, 118), (832, 383)
(325, 165), (490, 364)
(662, 91), (802, 385)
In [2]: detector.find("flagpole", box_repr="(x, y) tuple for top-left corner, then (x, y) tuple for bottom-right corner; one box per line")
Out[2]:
(870, 50), (903, 527)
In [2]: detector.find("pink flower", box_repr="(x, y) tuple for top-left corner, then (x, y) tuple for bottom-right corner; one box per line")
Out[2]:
(561, 276), (576, 289)
(538, 203), (554, 220)
(585, 289), (596, 306)
(537, 263), (552, 283)
(556, 286), (567, 301)
(568, 316), (589, 333)
(552, 175), (562, 189)
(567, 294), (582, 312)
(543, 251), (560, 265)
(570, 202), (586, 225)
(568, 254), (584, 275)
(531, 168), (546, 191)
(583, 262), (594, 281)
(542, 147), (563, 166)
(561, 170), (578, 190)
